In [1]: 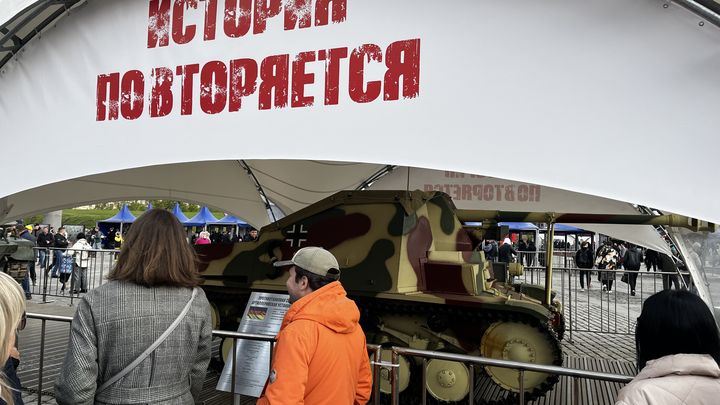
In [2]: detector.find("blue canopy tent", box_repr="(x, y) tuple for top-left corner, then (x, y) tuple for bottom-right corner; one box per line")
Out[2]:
(213, 214), (247, 226)
(187, 206), (219, 229)
(461, 222), (538, 230)
(540, 223), (595, 253)
(97, 204), (136, 237)
(211, 214), (248, 236)
(552, 224), (592, 234)
(171, 203), (192, 225)
(499, 222), (538, 231)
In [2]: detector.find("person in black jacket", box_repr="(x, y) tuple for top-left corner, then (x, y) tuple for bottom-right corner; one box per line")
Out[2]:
(242, 228), (259, 242)
(518, 236), (537, 266)
(575, 241), (594, 291)
(658, 253), (680, 290)
(623, 244), (643, 296)
(483, 240), (498, 262)
(498, 238), (517, 264)
(15, 225), (36, 299)
(644, 249), (659, 272)
(36, 227), (54, 271)
(49, 227), (69, 277)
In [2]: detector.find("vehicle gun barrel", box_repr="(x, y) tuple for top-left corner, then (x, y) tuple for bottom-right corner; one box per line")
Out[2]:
(456, 210), (716, 232)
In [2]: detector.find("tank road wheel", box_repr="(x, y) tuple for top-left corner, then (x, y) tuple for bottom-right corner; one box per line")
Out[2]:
(210, 302), (221, 330)
(425, 359), (470, 403)
(479, 322), (557, 397)
(376, 346), (424, 405)
(378, 348), (411, 395)
(221, 337), (235, 365)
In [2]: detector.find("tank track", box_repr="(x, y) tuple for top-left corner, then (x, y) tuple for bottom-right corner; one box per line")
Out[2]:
(353, 296), (562, 405)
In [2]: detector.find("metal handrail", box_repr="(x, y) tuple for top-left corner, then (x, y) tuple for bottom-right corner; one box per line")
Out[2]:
(23, 313), (383, 404)
(389, 346), (633, 405)
(26, 312), (635, 404)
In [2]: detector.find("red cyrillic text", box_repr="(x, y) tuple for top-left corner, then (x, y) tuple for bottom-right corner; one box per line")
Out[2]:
(96, 38), (421, 121)
(147, 0), (347, 48)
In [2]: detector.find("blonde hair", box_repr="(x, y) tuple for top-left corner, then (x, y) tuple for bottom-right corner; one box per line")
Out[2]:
(0, 272), (26, 405)
(199, 231), (210, 239)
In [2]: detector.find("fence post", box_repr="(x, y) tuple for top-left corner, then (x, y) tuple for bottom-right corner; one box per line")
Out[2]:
(568, 266), (573, 343)
(518, 369), (525, 405)
(231, 337), (237, 397)
(391, 349), (400, 405)
(37, 319), (46, 405)
(573, 377), (580, 405)
(373, 347), (381, 405)
(41, 248), (51, 304)
(422, 358), (427, 405)
(468, 364), (474, 405)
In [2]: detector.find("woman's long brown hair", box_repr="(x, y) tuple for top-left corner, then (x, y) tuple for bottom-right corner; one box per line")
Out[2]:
(109, 208), (200, 287)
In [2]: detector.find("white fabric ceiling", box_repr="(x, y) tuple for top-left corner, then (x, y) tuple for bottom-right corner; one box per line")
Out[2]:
(370, 167), (672, 254)
(0, 160), (672, 254)
(0, 160), (385, 228)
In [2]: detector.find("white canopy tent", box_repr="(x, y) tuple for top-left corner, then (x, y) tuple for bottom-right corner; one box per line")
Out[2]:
(0, 0), (719, 224)
(1, 0), (719, 311)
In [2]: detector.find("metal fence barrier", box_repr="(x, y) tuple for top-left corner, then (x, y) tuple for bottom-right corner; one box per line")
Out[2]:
(29, 247), (116, 304)
(388, 347), (633, 405)
(23, 312), (383, 405)
(514, 250), (692, 338)
(23, 313), (633, 405)
(26, 247), (690, 337)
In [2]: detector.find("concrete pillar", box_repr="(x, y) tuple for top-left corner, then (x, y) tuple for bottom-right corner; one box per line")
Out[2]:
(43, 210), (63, 230)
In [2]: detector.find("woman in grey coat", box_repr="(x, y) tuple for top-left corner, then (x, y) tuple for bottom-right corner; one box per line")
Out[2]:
(55, 209), (212, 405)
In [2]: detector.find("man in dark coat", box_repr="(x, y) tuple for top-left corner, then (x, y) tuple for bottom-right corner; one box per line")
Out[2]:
(644, 249), (659, 271)
(483, 240), (498, 262)
(658, 253), (681, 290)
(622, 244), (643, 296)
(518, 236), (536, 266)
(498, 238), (517, 264)
(243, 228), (259, 242)
(16, 225), (36, 299)
(36, 226), (54, 271)
(50, 226), (69, 277)
(575, 241), (594, 291)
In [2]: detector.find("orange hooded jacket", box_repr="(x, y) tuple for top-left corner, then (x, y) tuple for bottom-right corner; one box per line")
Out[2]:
(257, 281), (372, 405)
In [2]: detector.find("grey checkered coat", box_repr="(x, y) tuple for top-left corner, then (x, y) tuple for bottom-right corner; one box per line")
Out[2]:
(54, 280), (212, 405)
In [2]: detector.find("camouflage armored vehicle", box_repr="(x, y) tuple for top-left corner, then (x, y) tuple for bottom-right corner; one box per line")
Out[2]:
(0, 226), (35, 284)
(196, 190), (715, 403)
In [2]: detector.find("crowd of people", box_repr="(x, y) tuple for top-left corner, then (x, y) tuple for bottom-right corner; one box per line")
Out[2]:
(0, 210), (371, 404)
(189, 227), (258, 245)
(478, 232), (692, 297)
(3, 220), (261, 302)
(3, 225), (100, 299)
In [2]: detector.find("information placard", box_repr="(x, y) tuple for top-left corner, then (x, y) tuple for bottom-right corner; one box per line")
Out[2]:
(216, 292), (291, 397)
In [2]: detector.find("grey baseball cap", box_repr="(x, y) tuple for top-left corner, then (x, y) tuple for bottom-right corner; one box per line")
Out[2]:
(273, 246), (340, 280)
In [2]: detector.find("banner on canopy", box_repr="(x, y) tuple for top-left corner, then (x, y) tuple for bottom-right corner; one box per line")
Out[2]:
(1, 0), (719, 225)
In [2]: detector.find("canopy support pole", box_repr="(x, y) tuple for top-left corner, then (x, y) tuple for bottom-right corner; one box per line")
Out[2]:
(545, 220), (555, 307)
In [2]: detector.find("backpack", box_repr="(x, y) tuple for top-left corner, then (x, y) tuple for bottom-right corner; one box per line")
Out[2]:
(595, 245), (618, 269)
(625, 250), (640, 269)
